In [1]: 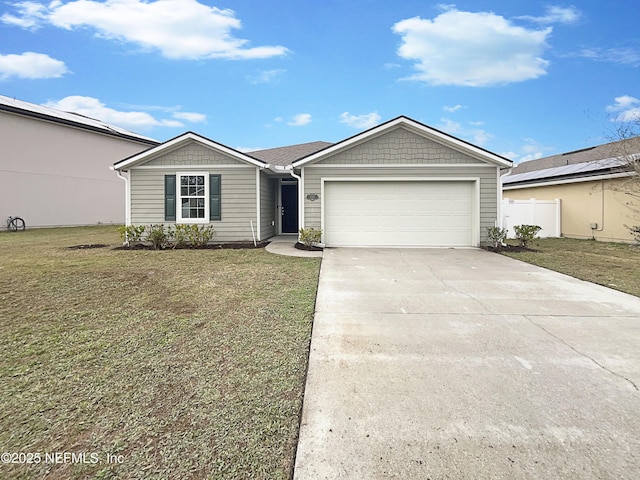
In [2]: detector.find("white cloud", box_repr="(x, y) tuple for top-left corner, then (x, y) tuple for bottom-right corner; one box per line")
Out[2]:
(0, 51), (68, 79)
(287, 113), (312, 126)
(172, 111), (206, 123)
(383, 62), (401, 70)
(516, 6), (581, 25)
(518, 152), (544, 162)
(443, 104), (464, 113)
(2, 0), (289, 60)
(44, 96), (201, 130)
(436, 117), (493, 147)
(606, 95), (640, 122)
(573, 47), (640, 68)
(339, 111), (381, 129)
(507, 137), (555, 163)
(246, 69), (286, 84)
(392, 8), (551, 86)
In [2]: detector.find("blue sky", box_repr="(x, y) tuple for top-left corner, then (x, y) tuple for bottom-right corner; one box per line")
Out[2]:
(1, 0), (639, 162)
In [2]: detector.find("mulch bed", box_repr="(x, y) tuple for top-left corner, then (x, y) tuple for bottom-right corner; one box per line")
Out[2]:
(295, 242), (323, 252)
(113, 241), (270, 250)
(67, 244), (110, 250)
(483, 245), (539, 253)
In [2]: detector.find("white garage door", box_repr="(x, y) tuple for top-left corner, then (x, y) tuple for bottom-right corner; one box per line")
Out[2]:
(323, 181), (474, 247)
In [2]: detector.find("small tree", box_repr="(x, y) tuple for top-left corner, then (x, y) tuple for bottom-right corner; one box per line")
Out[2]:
(513, 224), (541, 249)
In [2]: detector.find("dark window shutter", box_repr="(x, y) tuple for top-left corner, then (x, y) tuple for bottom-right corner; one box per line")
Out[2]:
(164, 175), (176, 221)
(209, 174), (221, 221)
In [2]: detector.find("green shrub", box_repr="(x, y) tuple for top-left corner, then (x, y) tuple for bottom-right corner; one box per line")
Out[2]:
(513, 224), (542, 248)
(299, 227), (322, 247)
(486, 226), (508, 250)
(627, 225), (640, 244)
(185, 224), (216, 247)
(146, 224), (168, 250)
(167, 224), (188, 249)
(117, 225), (146, 245)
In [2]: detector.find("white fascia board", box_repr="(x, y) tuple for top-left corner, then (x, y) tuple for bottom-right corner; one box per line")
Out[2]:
(292, 116), (512, 168)
(113, 132), (267, 170)
(503, 171), (633, 190)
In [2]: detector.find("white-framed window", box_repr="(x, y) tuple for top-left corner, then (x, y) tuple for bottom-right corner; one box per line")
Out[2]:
(177, 172), (209, 223)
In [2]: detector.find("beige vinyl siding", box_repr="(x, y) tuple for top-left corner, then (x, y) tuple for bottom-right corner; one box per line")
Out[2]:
(503, 178), (636, 243)
(318, 127), (486, 165)
(260, 172), (277, 240)
(130, 167), (258, 242)
(302, 166), (498, 243)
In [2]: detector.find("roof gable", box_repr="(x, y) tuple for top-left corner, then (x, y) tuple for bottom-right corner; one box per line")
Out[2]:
(113, 132), (266, 170)
(292, 116), (512, 168)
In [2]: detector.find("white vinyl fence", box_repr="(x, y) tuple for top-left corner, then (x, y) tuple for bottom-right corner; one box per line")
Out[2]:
(502, 198), (561, 238)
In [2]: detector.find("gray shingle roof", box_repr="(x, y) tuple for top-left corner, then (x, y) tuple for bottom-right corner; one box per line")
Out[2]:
(0, 94), (158, 145)
(249, 141), (333, 166)
(503, 157), (628, 185)
(511, 137), (640, 174)
(504, 136), (640, 186)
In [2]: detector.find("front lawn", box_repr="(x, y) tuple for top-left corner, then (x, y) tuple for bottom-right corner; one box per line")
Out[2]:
(500, 237), (640, 297)
(0, 226), (320, 479)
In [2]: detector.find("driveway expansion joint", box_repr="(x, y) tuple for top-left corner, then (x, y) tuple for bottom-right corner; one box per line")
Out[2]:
(525, 315), (639, 392)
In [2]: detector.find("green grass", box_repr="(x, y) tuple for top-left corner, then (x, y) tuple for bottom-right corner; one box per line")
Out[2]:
(0, 226), (321, 479)
(500, 237), (640, 297)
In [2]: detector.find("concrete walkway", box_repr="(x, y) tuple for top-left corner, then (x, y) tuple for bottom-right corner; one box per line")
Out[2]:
(294, 248), (640, 479)
(265, 236), (323, 258)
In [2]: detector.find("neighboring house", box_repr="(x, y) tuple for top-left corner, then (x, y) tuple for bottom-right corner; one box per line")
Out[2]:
(0, 95), (158, 228)
(503, 137), (640, 242)
(113, 116), (512, 247)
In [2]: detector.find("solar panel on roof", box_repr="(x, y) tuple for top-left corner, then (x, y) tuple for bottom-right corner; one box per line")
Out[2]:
(504, 157), (628, 184)
(0, 94), (156, 143)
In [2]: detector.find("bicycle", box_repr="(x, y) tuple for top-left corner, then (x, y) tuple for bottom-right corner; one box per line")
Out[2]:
(7, 216), (26, 231)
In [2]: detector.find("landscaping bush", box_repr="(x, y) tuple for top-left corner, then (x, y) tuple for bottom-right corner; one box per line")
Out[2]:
(627, 225), (640, 244)
(513, 224), (542, 248)
(184, 224), (216, 247)
(118, 224), (215, 248)
(117, 224), (146, 246)
(167, 224), (188, 249)
(299, 227), (322, 247)
(146, 224), (169, 250)
(486, 226), (508, 250)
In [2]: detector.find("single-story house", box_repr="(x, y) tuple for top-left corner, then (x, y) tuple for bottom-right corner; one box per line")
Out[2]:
(112, 116), (512, 247)
(503, 137), (640, 242)
(0, 95), (158, 228)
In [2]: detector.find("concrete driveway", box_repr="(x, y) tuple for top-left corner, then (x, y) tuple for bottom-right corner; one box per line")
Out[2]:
(294, 248), (640, 479)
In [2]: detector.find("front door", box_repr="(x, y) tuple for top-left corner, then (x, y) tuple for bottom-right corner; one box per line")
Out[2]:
(281, 184), (299, 234)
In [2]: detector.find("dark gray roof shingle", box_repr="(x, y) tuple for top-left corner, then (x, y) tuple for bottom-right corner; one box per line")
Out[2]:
(512, 137), (640, 174)
(249, 141), (333, 166)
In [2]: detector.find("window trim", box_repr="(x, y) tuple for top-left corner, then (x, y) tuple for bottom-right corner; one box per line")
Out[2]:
(176, 172), (209, 224)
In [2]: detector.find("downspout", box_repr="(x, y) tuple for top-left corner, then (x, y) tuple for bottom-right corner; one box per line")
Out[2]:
(289, 168), (303, 240)
(499, 166), (513, 229)
(591, 180), (605, 237)
(112, 167), (130, 226)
